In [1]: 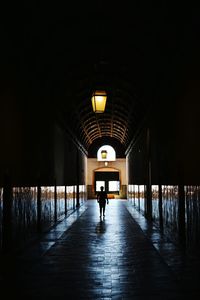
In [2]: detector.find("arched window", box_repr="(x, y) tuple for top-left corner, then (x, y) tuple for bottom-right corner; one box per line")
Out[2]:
(97, 145), (116, 161)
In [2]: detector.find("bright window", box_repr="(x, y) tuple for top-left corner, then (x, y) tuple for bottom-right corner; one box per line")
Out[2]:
(96, 181), (105, 191)
(108, 181), (120, 192)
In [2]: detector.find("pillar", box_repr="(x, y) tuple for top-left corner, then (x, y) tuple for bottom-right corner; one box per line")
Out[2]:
(76, 149), (80, 207)
(146, 128), (152, 220)
(37, 181), (41, 232)
(2, 173), (13, 253)
(54, 179), (57, 222)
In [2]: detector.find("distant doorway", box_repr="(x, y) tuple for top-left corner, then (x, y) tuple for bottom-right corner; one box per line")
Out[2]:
(95, 171), (120, 195)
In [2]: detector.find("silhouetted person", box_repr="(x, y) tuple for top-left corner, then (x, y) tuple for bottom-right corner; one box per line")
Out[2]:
(97, 186), (109, 218)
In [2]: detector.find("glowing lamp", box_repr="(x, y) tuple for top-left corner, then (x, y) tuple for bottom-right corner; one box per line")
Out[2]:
(91, 90), (107, 113)
(101, 150), (107, 159)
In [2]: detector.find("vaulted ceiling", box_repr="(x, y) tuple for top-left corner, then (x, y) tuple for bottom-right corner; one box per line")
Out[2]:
(50, 3), (194, 154)
(58, 60), (148, 152)
(1, 2), (196, 155)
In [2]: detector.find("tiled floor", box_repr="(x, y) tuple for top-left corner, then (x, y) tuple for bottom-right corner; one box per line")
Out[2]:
(1, 200), (200, 299)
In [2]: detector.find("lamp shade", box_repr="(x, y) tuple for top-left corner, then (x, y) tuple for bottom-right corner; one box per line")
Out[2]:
(91, 90), (107, 113)
(101, 150), (107, 159)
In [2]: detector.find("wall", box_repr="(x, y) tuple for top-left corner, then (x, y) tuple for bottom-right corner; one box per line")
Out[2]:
(0, 98), (88, 253)
(0, 91), (56, 185)
(127, 88), (200, 186)
(0, 92), (87, 187)
(127, 71), (200, 251)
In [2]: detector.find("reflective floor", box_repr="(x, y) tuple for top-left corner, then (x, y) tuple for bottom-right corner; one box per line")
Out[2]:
(1, 200), (200, 299)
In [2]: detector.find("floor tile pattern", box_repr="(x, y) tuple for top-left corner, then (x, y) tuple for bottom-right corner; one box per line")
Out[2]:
(1, 200), (200, 299)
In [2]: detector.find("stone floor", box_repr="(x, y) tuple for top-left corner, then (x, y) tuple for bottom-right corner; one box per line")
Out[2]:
(1, 200), (200, 299)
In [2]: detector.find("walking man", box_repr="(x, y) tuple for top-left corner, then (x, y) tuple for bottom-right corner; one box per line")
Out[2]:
(97, 186), (109, 218)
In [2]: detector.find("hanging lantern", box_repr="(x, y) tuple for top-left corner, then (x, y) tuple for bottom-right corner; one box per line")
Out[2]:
(91, 90), (107, 113)
(101, 150), (107, 159)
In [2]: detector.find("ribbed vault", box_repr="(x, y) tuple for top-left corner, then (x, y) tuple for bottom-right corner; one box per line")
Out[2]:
(52, 2), (182, 153)
(59, 61), (149, 153)
(75, 96), (145, 150)
(1, 2), (189, 156)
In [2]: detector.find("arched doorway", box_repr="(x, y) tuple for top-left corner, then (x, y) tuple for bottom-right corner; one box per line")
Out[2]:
(94, 167), (122, 199)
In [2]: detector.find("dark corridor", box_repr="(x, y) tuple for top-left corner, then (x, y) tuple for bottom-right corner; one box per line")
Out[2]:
(1, 1), (200, 299)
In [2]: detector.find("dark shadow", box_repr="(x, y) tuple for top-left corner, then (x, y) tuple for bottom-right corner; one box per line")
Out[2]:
(95, 219), (106, 234)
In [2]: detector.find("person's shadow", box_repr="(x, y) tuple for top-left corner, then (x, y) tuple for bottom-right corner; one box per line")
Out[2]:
(95, 219), (106, 234)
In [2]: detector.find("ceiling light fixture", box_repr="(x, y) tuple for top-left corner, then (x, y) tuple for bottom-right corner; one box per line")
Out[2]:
(91, 90), (107, 113)
(101, 150), (107, 159)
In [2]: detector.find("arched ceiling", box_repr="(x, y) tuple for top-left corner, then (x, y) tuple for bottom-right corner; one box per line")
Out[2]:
(52, 3), (190, 154)
(58, 72), (147, 154)
(58, 57), (150, 153)
(1, 2), (194, 156)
